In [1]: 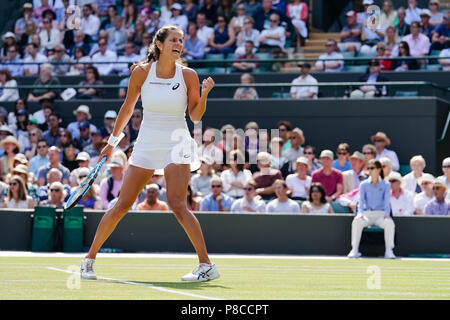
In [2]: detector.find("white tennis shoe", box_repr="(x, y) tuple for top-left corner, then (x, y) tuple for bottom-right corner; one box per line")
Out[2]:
(181, 263), (220, 282)
(80, 258), (97, 280)
(347, 249), (362, 258)
(384, 249), (396, 259)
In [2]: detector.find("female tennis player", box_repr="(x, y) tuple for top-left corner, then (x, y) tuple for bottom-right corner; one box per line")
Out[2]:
(80, 25), (220, 282)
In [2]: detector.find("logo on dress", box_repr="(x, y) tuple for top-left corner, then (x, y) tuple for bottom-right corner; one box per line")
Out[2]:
(183, 154), (191, 158)
(172, 83), (180, 90)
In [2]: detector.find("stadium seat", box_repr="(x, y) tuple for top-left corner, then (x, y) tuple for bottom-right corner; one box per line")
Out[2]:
(205, 53), (225, 68)
(425, 64), (442, 71)
(255, 52), (272, 72)
(399, 164), (412, 176)
(225, 53), (236, 61)
(341, 51), (356, 66)
(429, 50), (442, 64)
(272, 92), (291, 98)
(196, 68), (210, 75)
(344, 65), (368, 73)
(363, 226), (383, 232)
(355, 51), (376, 65)
(394, 91), (419, 97)
(330, 202), (351, 213)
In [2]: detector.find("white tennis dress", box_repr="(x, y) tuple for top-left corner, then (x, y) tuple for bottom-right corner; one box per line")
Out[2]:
(128, 61), (201, 171)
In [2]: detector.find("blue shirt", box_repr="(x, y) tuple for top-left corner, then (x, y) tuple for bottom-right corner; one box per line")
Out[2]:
(183, 36), (206, 60)
(29, 154), (49, 178)
(200, 193), (234, 212)
(358, 177), (391, 216)
(332, 159), (352, 172)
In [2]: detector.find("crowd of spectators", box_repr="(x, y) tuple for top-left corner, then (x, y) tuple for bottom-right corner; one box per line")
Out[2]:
(0, 102), (448, 216)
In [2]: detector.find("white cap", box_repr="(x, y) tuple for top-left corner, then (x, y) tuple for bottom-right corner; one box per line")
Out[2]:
(346, 10), (356, 17)
(363, 0), (374, 5)
(420, 9), (432, 17)
(104, 110), (118, 119)
(171, 3), (182, 11)
(76, 151), (91, 161)
(73, 105), (92, 119)
(108, 157), (125, 168)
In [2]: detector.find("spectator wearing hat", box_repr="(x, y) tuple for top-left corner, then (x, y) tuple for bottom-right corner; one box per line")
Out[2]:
(190, 155), (219, 199)
(12, 164), (39, 204)
(14, 3), (38, 37)
(338, 10), (362, 53)
(403, 155), (429, 194)
(23, 42), (48, 76)
(199, 176), (233, 212)
(348, 159), (395, 259)
(232, 40), (259, 73)
(388, 171), (414, 216)
(420, 9), (435, 40)
(290, 63), (318, 99)
(430, 11), (450, 52)
(67, 105), (97, 140)
(402, 21), (430, 58)
(137, 184), (169, 211)
(27, 64), (61, 102)
(4, 175), (34, 209)
(37, 146), (70, 187)
(69, 151), (92, 187)
(437, 157), (450, 188)
(413, 173), (435, 215)
(405, 0), (422, 26)
(315, 39), (344, 72)
(253, 151), (283, 199)
(332, 143), (352, 172)
(424, 180), (449, 215)
(342, 151), (368, 193)
(29, 139), (49, 179)
(1, 32), (19, 62)
(266, 179), (301, 213)
(285, 156), (312, 201)
(162, 3), (189, 33)
(0, 69), (19, 102)
(311, 150), (344, 202)
(99, 110), (117, 138)
(99, 156), (125, 210)
(4, 45), (24, 77)
(282, 127), (305, 174)
(350, 60), (388, 98)
(42, 113), (63, 147)
(371, 132), (400, 172)
(429, 0), (444, 27)
(220, 150), (252, 199)
(0, 135), (20, 179)
(231, 179), (266, 213)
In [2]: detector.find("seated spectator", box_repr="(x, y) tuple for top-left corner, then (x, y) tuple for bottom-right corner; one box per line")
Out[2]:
(430, 11), (450, 52)
(413, 173), (435, 215)
(287, 0), (308, 44)
(187, 184), (200, 211)
(67, 105), (97, 140)
(27, 64), (60, 102)
(0, 69), (19, 102)
(118, 76), (129, 99)
(350, 60), (388, 98)
(69, 46), (91, 75)
(15, 3), (37, 37)
(67, 30), (91, 58)
(183, 0), (198, 23)
(311, 150), (344, 202)
(220, 150), (252, 199)
(99, 157), (125, 210)
(199, 128), (224, 169)
(362, 143), (377, 162)
(23, 43), (48, 75)
(338, 10), (362, 53)
(81, 4), (100, 42)
(39, 18), (61, 51)
(99, 4), (118, 30)
(405, 0), (422, 25)
(266, 179), (300, 213)
(99, 110), (117, 139)
(0, 32), (18, 62)
(402, 21), (430, 58)
(29, 139), (49, 179)
(42, 113), (63, 147)
(199, 176), (233, 212)
(136, 184), (169, 211)
(195, 12), (214, 45)
(190, 156), (218, 198)
(91, 38), (118, 75)
(429, 0), (444, 27)
(301, 182), (334, 214)
(290, 63), (318, 99)
(371, 131), (400, 172)
(123, 2), (138, 33)
(392, 40), (420, 71)
(61, 141), (79, 172)
(253, 152), (283, 199)
(384, 26), (400, 57)
(12, 164), (39, 204)
(232, 41), (259, 73)
(233, 73), (259, 100)
(424, 179), (449, 215)
(49, 44), (72, 75)
(229, 3), (247, 35)
(282, 127), (305, 174)
(24, 127), (43, 160)
(403, 155), (428, 193)
(360, 13), (385, 54)
(388, 171), (415, 216)
(270, 137), (289, 177)
(39, 181), (66, 209)
(258, 13), (286, 52)
(183, 22), (206, 60)
(342, 151), (367, 193)
(379, 157), (393, 179)
(106, 16), (127, 55)
(69, 152), (92, 187)
(198, 0), (218, 26)
(314, 39), (344, 72)
(75, 122), (94, 151)
(286, 156), (311, 201)
(437, 157), (450, 187)
(4, 175), (34, 208)
(420, 9), (435, 40)
(379, 0), (397, 29)
(0, 135), (20, 179)
(20, 19), (37, 54)
(76, 66), (105, 99)
(395, 7), (411, 39)
(208, 15), (236, 58)
(162, 3), (189, 33)
(375, 42), (393, 71)
(439, 48), (450, 70)
(235, 17), (260, 56)
(33, 0), (54, 24)
(332, 143), (352, 172)
(231, 179), (266, 213)
(3, 45), (24, 77)
(37, 146), (70, 186)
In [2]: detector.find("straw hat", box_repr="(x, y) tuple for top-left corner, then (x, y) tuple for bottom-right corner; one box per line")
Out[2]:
(1, 136), (20, 150)
(73, 105), (92, 120)
(12, 164), (29, 176)
(349, 151), (365, 162)
(14, 153), (28, 165)
(370, 132), (391, 146)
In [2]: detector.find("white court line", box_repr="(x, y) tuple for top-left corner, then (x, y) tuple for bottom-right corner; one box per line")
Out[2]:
(46, 267), (223, 301)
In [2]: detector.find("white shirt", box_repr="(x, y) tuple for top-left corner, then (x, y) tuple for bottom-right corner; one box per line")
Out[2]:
(197, 25), (214, 45)
(231, 197), (266, 213)
(375, 148), (400, 172)
(285, 174), (311, 199)
(403, 172), (430, 194)
(199, 144), (223, 164)
(266, 198), (301, 213)
(162, 14), (189, 33)
(290, 74), (318, 99)
(81, 14), (100, 38)
(439, 49), (450, 71)
(390, 189), (415, 216)
(115, 53), (140, 76)
(24, 53), (48, 75)
(413, 192), (434, 214)
(91, 50), (117, 75)
(39, 29), (61, 50)
(315, 52), (344, 72)
(0, 80), (20, 102)
(259, 26), (286, 48)
(220, 169), (252, 198)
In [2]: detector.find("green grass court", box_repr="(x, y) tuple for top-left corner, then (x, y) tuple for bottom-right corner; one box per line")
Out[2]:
(1, 254), (449, 300)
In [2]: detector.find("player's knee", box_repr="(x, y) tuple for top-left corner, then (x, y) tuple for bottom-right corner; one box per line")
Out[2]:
(168, 198), (187, 214)
(108, 199), (133, 220)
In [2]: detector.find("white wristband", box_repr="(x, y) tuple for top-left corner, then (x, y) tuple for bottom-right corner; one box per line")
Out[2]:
(107, 132), (125, 148)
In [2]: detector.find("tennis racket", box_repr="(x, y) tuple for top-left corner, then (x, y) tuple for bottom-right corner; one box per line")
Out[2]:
(64, 155), (107, 211)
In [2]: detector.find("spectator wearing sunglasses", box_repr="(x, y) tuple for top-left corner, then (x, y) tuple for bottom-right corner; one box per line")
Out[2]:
(370, 132), (399, 172)
(282, 127), (305, 175)
(437, 157), (450, 188)
(39, 181), (66, 209)
(28, 139), (49, 179)
(4, 175), (34, 209)
(379, 157), (393, 180)
(303, 145), (322, 176)
(348, 159), (396, 259)
(199, 177), (233, 212)
(388, 171), (414, 216)
(424, 179), (449, 215)
(332, 143), (352, 172)
(231, 180), (266, 213)
(301, 182), (334, 214)
(413, 174), (435, 215)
